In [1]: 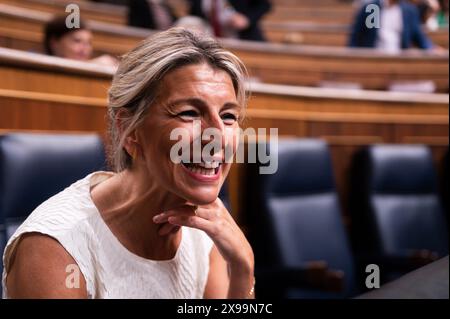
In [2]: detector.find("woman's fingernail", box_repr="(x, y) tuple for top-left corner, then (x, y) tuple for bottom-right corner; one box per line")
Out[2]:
(153, 213), (164, 222)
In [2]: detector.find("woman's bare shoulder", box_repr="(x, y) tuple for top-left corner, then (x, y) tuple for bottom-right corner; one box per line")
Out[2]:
(5, 232), (88, 299)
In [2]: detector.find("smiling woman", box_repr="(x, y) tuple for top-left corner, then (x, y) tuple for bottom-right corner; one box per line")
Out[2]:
(2, 28), (254, 299)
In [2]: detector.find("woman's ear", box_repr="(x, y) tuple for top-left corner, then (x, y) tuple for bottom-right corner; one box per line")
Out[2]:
(124, 130), (140, 160)
(115, 109), (141, 160)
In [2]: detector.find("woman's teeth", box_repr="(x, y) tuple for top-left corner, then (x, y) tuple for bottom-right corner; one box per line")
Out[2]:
(183, 162), (220, 175)
(198, 161), (220, 169)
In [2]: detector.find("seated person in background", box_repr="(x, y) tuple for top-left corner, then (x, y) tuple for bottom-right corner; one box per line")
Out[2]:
(127, 0), (176, 31)
(349, 0), (437, 51)
(188, 0), (272, 41)
(44, 16), (118, 67)
(3, 28), (255, 299)
(412, 0), (441, 31)
(174, 15), (214, 36)
(437, 0), (449, 26)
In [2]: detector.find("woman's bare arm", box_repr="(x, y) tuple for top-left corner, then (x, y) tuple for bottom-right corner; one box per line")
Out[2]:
(203, 245), (229, 298)
(6, 233), (88, 299)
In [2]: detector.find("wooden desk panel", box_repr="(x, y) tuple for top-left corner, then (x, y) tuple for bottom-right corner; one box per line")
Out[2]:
(0, 0), (126, 25)
(263, 22), (449, 49)
(1, 4), (447, 92)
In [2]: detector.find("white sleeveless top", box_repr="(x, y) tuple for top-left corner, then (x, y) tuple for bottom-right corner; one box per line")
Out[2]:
(2, 172), (214, 298)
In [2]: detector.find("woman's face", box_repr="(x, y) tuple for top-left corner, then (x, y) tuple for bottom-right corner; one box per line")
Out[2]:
(135, 63), (242, 205)
(51, 29), (93, 61)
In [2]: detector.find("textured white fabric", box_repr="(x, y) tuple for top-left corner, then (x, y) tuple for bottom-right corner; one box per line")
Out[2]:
(2, 172), (214, 299)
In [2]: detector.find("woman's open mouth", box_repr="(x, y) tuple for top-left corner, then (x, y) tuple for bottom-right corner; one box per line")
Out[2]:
(181, 161), (221, 181)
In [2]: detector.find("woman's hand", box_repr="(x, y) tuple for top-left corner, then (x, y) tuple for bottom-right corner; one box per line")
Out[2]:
(228, 13), (250, 31)
(153, 199), (254, 271)
(153, 199), (255, 298)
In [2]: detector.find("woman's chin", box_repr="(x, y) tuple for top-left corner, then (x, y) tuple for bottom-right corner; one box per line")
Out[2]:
(181, 189), (219, 206)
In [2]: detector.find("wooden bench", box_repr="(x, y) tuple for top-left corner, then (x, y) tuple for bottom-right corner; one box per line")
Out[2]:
(1, 4), (448, 92)
(0, 0), (127, 24)
(271, 0), (353, 6)
(0, 0), (356, 25)
(224, 40), (449, 92)
(0, 4), (146, 56)
(3, 1), (445, 50)
(2, 46), (447, 114)
(0, 47), (114, 98)
(0, 48), (447, 221)
(262, 21), (449, 49)
(263, 5), (354, 24)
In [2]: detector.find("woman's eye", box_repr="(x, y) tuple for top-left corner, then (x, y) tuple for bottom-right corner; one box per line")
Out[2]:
(221, 113), (238, 124)
(178, 110), (199, 119)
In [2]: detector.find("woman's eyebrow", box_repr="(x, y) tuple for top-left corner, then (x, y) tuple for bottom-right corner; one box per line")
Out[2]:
(166, 98), (206, 109)
(221, 102), (242, 112)
(166, 98), (240, 110)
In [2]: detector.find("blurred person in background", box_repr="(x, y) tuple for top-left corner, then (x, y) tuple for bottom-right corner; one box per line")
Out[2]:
(127, 0), (176, 31)
(44, 16), (118, 67)
(188, 0), (272, 41)
(349, 0), (437, 51)
(437, 0), (449, 26)
(174, 15), (214, 36)
(412, 0), (441, 30)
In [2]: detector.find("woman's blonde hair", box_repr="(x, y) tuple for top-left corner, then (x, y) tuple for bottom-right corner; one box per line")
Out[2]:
(108, 27), (248, 172)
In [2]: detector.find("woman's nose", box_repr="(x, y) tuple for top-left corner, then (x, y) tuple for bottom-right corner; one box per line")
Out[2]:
(201, 113), (225, 145)
(205, 112), (224, 130)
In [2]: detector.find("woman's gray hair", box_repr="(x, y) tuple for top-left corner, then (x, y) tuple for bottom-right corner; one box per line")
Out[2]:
(107, 27), (248, 172)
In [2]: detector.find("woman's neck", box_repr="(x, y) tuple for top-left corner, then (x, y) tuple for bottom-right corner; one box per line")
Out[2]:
(90, 168), (186, 260)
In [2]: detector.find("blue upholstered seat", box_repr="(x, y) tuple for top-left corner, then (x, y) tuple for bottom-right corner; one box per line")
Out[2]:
(0, 133), (107, 286)
(245, 139), (357, 298)
(349, 145), (449, 284)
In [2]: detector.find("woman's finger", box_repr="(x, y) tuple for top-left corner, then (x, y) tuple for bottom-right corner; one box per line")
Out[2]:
(157, 222), (180, 236)
(167, 215), (217, 236)
(194, 207), (224, 220)
(153, 206), (196, 224)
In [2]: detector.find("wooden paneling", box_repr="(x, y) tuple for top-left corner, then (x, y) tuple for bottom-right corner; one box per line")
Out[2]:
(264, 6), (354, 24)
(0, 47), (114, 98)
(263, 21), (449, 49)
(1, 4), (448, 92)
(228, 42), (449, 92)
(0, 89), (108, 132)
(0, 0), (127, 25)
(0, 4), (144, 56)
(248, 82), (449, 115)
(2, 47), (447, 116)
(2, 0), (446, 50)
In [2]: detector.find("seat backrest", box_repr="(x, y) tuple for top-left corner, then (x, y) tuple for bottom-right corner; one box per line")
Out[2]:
(350, 145), (449, 258)
(248, 139), (356, 297)
(0, 133), (107, 239)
